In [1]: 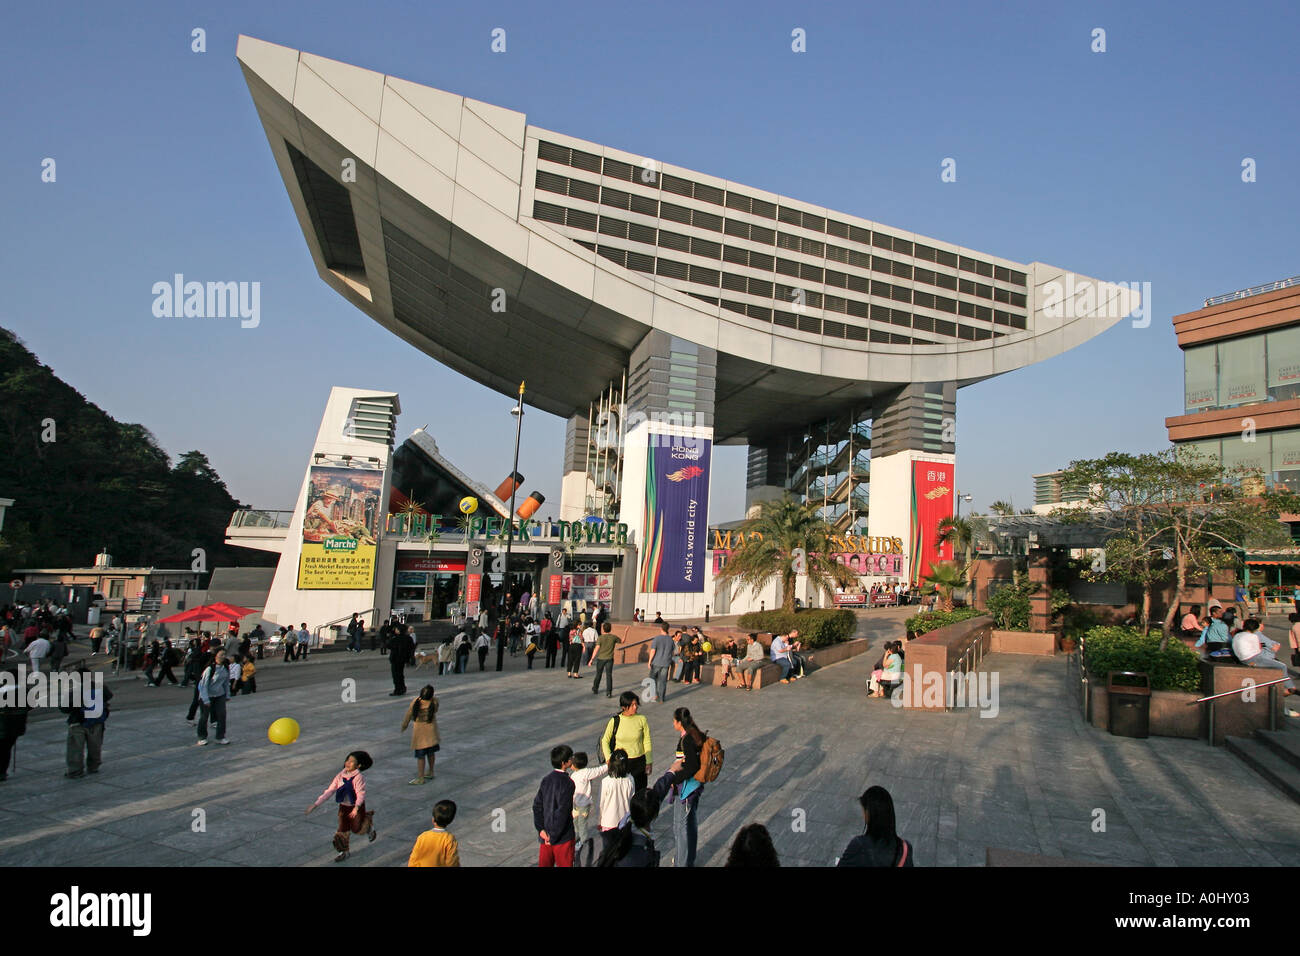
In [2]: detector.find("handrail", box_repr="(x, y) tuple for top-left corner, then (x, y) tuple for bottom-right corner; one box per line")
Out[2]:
(1204, 275), (1300, 307)
(314, 607), (379, 645)
(1188, 676), (1291, 705)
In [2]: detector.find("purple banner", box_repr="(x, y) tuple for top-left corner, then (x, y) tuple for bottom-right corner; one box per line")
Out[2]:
(640, 436), (712, 593)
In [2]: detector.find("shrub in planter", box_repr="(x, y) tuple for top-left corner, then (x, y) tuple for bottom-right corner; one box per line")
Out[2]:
(1082, 626), (1200, 693)
(734, 609), (856, 647)
(904, 607), (982, 636)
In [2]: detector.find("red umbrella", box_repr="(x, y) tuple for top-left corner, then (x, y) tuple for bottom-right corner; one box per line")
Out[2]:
(157, 605), (243, 625)
(206, 601), (259, 619)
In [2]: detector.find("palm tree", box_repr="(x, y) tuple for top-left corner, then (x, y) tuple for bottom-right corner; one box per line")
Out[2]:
(715, 495), (858, 611)
(936, 516), (978, 588)
(989, 500), (1015, 516)
(923, 560), (966, 612)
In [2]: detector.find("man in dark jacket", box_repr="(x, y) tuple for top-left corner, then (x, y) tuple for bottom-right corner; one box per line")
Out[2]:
(533, 745), (575, 867)
(388, 624), (413, 696)
(0, 667), (30, 781)
(62, 667), (114, 778)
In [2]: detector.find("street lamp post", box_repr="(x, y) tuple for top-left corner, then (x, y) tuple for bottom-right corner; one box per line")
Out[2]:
(955, 490), (973, 519)
(497, 381), (525, 672)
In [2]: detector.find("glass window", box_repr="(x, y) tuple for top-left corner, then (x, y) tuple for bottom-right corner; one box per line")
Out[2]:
(1272, 428), (1300, 492)
(1178, 439), (1221, 467)
(1184, 343), (1217, 413)
(109, 580), (125, 599)
(1217, 335), (1266, 407)
(1268, 327), (1300, 402)
(1222, 433), (1269, 476)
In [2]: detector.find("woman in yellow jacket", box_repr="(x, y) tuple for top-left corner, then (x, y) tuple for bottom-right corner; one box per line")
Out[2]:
(599, 691), (652, 790)
(401, 684), (440, 784)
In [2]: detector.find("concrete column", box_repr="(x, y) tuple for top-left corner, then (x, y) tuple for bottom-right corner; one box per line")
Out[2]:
(620, 331), (716, 619)
(1028, 549), (1051, 633)
(559, 411), (590, 521)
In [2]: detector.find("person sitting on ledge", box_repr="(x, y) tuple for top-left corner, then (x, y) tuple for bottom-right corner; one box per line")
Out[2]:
(770, 631), (797, 684)
(735, 633), (765, 690)
(1179, 604), (1204, 642)
(1196, 605), (1233, 660)
(1232, 618), (1298, 711)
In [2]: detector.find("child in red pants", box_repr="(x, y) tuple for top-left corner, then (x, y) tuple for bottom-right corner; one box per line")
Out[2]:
(307, 750), (377, 862)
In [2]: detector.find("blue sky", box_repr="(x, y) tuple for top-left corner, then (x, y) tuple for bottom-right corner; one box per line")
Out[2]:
(3, 0), (1298, 530)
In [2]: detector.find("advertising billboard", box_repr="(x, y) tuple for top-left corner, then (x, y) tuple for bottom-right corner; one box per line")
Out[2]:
(297, 466), (383, 590)
(640, 436), (711, 593)
(910, 462), (954, 586)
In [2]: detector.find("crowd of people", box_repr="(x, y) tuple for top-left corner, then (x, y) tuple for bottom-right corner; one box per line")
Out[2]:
(1181, 599), (1300, 711)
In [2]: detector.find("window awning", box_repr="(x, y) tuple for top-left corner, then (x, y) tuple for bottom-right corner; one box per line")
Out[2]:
(1244, 549), (1300, 565)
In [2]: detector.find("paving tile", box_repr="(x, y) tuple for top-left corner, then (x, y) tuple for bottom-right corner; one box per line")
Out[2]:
(6, 626), (1300, 867)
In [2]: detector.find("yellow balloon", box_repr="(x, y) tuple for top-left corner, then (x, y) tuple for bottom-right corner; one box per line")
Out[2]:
(458, 496), (478, 515)
(267, 717), (300, 746)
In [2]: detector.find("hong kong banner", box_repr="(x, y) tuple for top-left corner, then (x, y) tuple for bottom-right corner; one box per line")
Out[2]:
(910, 461), (954, 586)
(640, 436), (711, 592)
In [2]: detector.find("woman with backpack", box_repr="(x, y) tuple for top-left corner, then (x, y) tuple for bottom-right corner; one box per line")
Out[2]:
(837, 786), (913, 867)
(660, 707), (709, 867)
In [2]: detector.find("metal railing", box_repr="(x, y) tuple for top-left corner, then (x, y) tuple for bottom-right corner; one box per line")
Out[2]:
(1191, 675), (1289, 740)
(1204, 275), (1300, 307)
(228, 509), (294, 529)
(947, 627), (991, 711)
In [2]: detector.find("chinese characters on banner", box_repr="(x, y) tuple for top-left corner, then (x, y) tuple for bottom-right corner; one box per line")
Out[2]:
(910, 462), (954, 587)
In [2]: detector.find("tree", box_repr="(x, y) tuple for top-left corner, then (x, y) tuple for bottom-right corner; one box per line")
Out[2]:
(1061, 448), (1300, 650)
(923, 561), (966, 612)
(936, 515), (991, 588)
(989, 500), (1016, 516)
(715, 495), (857, 611)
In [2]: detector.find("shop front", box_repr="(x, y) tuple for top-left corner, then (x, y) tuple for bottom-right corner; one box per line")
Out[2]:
(391, 554), (465, 622)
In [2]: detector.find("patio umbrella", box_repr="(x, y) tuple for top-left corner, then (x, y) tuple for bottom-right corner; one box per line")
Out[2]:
(205, 601), (259, 619)
(157, 605), (243, 625)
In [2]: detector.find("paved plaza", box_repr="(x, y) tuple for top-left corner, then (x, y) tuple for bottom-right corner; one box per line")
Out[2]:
(4, 610), (1300, 867)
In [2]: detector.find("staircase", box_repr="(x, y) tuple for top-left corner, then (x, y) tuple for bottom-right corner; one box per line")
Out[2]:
(1226, 728), (1300, 804)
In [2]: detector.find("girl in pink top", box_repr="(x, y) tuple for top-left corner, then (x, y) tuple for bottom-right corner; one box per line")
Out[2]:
(307, 750), (377, 862)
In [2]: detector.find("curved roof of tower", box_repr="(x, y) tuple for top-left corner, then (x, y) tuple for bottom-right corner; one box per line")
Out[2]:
(237, 35), (1139, 445)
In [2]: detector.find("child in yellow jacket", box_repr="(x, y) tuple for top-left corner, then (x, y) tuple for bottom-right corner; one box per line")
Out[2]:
(408, 800), (460, 867)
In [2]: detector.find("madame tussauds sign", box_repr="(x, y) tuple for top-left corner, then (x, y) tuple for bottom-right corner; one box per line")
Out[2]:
(710, 529), (904, 555)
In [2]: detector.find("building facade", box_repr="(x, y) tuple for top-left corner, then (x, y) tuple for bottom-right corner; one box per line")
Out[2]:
(1165, 277), (1300, 492)
(237, 35), (1140, 616)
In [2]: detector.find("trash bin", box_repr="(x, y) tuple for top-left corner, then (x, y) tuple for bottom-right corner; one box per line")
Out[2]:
(1107, 671), (1151, 738)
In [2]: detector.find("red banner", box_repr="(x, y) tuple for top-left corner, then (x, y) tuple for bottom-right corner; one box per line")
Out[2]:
(465, 574), (481, 606)
(548, 575), (563, 605)
(910, 461), (954, 586)
(833, 593), (868, 607)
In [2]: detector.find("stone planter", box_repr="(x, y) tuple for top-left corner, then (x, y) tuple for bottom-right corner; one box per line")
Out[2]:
(990, 630), (1056, 656)
(1087, 679), (1201, 739)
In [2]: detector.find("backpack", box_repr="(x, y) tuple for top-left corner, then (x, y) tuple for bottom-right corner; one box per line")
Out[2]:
(695, 732), (724, 783)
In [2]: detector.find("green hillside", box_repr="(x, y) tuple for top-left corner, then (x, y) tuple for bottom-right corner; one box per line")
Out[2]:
(0, 327), (274, 576)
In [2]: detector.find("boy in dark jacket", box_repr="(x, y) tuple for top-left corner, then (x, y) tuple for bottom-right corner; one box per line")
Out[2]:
(533, 745), (575, 867)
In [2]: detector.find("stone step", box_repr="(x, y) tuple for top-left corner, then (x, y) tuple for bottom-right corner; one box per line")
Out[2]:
(1257, 728), (1300, 771)
(1225, 736), (1300, 804)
